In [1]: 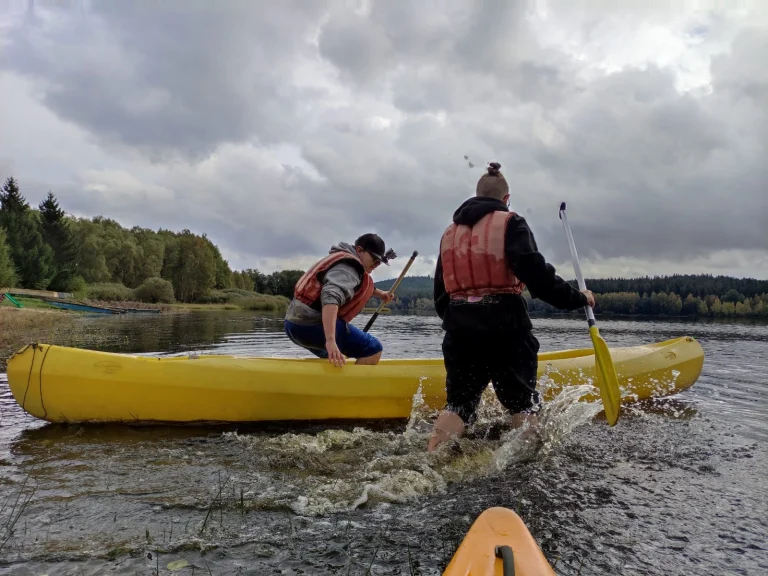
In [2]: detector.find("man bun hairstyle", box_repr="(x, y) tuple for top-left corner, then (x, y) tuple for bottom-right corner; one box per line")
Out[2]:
(476, 161), (509, 201)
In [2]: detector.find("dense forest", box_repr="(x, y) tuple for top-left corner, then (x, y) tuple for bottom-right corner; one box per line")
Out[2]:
(0, 177), (302, 306)
(372, 273), (768, 318)
(2, 176), (766, 318)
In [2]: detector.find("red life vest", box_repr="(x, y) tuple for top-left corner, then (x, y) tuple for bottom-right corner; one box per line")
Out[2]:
(439, 210), (525, 298)
(293, 251), (375, 322)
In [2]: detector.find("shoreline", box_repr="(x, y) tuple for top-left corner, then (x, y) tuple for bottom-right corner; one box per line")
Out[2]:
(0, 308), (80, 372)
(4, 303), (766, 372)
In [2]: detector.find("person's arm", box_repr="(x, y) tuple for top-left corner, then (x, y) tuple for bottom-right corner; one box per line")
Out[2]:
(433, 253), (448, 319)
(505, 214), (591, 311)
(322, 304), (345, 367)
(320, 262), (362, 367)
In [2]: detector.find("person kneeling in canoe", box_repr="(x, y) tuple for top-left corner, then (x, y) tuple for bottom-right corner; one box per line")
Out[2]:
(284, 233), (396, 367)
(427, 162), (596, 452)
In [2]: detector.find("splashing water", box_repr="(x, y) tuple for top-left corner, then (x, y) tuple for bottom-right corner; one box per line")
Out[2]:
(219, 373), (601, 518)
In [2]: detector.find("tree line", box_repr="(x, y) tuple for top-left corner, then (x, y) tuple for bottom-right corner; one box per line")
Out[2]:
(0, 177), (302, 303)
(371, 275), (768, 318)
(3, 175), (766, 317)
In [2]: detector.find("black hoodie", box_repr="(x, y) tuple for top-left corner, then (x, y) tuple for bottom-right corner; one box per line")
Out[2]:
(434, 196), (588, 336)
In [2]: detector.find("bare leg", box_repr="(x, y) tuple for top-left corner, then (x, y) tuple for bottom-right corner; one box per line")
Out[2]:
(427, 410), (466, 452)
(507, 412), (540, 430)
(355, 351), (382, 365)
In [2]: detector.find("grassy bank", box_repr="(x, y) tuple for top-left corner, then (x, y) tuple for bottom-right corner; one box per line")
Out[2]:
(2, 290), (290, 314)
(0, 308), (79, 372)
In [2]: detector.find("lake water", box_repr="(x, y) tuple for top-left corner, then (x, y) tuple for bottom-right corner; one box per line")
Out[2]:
(0, 312), (766, 575)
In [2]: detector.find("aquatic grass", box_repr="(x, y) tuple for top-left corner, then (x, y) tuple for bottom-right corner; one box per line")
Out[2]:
(192, 288), (289, 313)
(0, 308), (78, 370)
(198, 471), (232, 536)
(0, 474), (38, 554)
(231, 294), (289, 312)
(406, 541), (421, 576)
(436, 517), (467, 572)
(83, 297), (170, 311)
(167, 302), (241, 311)
(364, 541), (381, 575)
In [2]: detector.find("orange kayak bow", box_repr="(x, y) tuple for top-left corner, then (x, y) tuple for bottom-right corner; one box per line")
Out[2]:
(443, 507), (556, 575)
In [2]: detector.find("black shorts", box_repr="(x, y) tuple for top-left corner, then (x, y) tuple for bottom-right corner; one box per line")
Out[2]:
(442, 329), (541, 424)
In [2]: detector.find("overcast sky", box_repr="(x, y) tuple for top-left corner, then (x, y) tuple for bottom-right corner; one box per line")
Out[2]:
(1, 0), (766, 281)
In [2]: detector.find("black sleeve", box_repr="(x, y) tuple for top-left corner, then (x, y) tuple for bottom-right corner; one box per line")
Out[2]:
(433, 253), (448, 320)
(505, 214), (589, 311)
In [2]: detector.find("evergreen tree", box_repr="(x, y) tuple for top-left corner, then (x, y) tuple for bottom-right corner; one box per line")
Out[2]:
(0, 227), (18, 287)
(0, 177), (27, 214)
(2, 211), (56, 289)
(0, 178), (56, 289)
(39, 191), (76, 291)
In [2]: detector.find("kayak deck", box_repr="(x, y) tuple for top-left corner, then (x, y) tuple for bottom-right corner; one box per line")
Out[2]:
(443, 507), (555, 575)
(6, 336), (704, 424)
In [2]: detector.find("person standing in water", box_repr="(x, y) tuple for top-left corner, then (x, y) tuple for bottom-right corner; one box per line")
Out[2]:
(428, 162), (595, 452)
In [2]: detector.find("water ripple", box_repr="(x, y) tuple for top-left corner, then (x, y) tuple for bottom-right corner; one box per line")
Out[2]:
(0, 313), (766, 575)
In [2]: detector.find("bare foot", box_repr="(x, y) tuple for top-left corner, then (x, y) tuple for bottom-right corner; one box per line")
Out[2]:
(506, 412), (542, 442)
(427, 411), (466, 452)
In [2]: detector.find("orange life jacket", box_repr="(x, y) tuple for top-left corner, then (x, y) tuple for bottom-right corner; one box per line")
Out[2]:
(439, 210), (525, 299)
(293, 251), (375, 322)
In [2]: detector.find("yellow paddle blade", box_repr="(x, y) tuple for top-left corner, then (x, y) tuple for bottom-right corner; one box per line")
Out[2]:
(589, 325), (621, 426)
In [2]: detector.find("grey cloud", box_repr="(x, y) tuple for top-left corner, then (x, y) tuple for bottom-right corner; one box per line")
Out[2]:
(524, 68), (765, 263)
(2, 1), (326, 161)
(317, 12), (394, 87)
(1, 1), (766, 276)
(711, 27), (768, 106)
(321, 0), (576, 111)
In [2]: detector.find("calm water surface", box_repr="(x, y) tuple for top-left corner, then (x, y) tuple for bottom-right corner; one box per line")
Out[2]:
(0, 312), (766, 575)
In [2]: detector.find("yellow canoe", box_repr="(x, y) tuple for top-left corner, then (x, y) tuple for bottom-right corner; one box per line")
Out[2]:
(6, 336), (703, 424)
(444, 507), (555, 575)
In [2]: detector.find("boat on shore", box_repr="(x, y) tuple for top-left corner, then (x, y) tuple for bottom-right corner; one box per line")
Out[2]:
(43, 299), (161, 315)
(6, 336), (704, 425)
(43, 299), (121, 314)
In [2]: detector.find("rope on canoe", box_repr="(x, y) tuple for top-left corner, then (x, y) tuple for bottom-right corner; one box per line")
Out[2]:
(495, 545), (515, 576)
(21, 344), (37, 410)
(20, 343), (50, 418)
(38, 344), (51, 419)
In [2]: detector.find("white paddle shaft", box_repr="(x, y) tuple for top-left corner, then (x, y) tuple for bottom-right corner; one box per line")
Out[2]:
(559, 202), (596, 325)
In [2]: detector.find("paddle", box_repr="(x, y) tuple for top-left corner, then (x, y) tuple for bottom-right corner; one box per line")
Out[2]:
(363, 250), (418, 333)
(558, 202), (621, 426)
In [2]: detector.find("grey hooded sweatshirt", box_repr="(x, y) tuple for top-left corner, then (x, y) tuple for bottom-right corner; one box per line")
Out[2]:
(284, 242), (367, 325)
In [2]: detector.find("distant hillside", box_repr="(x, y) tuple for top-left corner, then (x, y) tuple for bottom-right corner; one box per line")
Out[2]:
(376, 273), (768, 299)
(375, 275), (433, 297)
(372, 273), (768, 318)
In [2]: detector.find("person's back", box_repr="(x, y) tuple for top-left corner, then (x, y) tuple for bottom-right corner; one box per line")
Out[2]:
(428, 162), (595, 451)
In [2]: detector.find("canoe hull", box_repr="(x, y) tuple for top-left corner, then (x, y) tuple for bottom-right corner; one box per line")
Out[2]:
(443, 507), (556, 576)
(6, 336), (704, 425)
(44, 300), (120, 314)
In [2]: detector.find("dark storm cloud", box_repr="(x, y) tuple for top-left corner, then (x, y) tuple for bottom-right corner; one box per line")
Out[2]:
(2, 1), (326, 160)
